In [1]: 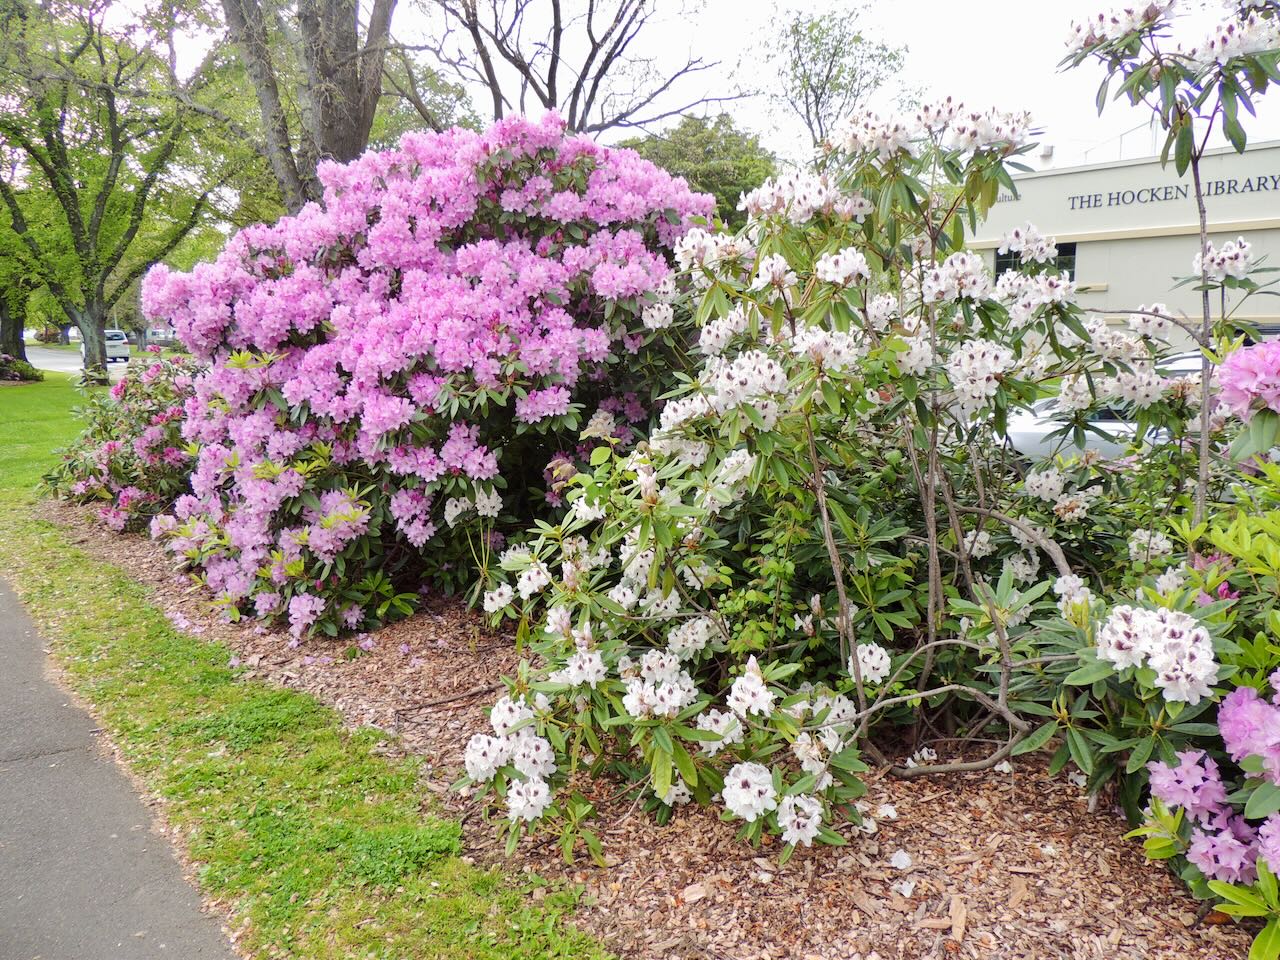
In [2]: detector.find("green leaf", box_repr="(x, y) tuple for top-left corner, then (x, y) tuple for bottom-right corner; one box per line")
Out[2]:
(671, 740), (698, 788)
(1064, 658), (1114, 686)
(1251, 918), (1280, 960)
(651, 746), (672, 801)
(1066, 727), (1094, 776)
(1246, 782), (1280, 820)
(1011, 721), (1058, 756)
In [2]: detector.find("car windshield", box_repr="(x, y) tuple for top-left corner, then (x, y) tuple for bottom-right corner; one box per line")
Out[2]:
(106, 332), (126, 341)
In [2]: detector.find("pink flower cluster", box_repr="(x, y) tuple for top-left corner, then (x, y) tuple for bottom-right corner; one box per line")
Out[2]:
(1216, 342), (1280, 421)
(139, 113), (711, 636)
(50, 356), (196, 529)
(1149, 749), (1271, 884)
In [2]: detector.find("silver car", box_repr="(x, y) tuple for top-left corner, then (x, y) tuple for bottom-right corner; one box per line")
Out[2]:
(1005, 352), (1205, 460)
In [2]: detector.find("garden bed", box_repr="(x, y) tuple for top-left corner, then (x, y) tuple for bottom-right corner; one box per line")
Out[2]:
(46, 499), (1253, 960)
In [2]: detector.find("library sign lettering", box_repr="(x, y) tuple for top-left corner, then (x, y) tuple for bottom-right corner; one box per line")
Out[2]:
(997, 173), (1280, 210)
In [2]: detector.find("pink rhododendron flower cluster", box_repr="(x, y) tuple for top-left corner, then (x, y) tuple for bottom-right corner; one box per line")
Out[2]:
(139, 113), (711, 636)
(1216, 341), (1280, 421)
(48, 354), (197, 528)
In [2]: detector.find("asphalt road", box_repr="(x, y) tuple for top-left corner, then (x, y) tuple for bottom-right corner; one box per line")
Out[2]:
(24, 344), (127, 381)
(0, 581), (235, 960)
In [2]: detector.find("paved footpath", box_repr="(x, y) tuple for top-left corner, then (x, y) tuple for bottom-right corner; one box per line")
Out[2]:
(0, 582), (236, 960)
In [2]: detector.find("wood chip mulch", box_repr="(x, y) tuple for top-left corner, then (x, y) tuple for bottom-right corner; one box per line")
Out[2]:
(45, 500), (1252, 960)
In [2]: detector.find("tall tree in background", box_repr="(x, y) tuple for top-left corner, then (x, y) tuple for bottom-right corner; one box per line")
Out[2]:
(767, 2), (906, 146)
(429, 0), (740, 134)
(219, 0), (395, 211)
(0, 0), (225, 381)
(620, 114), (775, 229)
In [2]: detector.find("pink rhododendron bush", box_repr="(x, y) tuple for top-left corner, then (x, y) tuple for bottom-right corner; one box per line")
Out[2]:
(46, 351), (197, 530)
(139, 114), (712, 636)
(463, 97), (1226, 865)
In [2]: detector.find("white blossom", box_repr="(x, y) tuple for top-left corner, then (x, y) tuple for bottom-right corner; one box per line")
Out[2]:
(506, 777), (552, 821)
(778, 794), (824, 846)
(727, 655), (776, 718)
(464, 733), (510, 781)
(722, 762), (778, 822)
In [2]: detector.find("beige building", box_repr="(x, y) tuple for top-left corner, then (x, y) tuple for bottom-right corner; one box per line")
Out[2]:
(972, 141), (1280, 336)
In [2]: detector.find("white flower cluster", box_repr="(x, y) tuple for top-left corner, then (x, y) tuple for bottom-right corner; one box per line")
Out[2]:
(547, 644), (607, 688)
(727, 655), (776, 718)
(923, 251), (993, 303)
(1023, 467), (1065, 502)
(790, 326), (866, 375)
(962, 528), (995, 559)
(695, 708), (744, 756)
(1003, 552), (1040, 583)
(722, 761), (778, 822)
(814, 247), (870, 286)
(778, 794), (824, 846)
(1194, 236), (1254, 281)
(621, 648), (698, 718)
(892, 332), (934, 375)
(998, 223), (1059, 264)
(1181, 10), (1280, 66)
(945, 338), (1016, 416)
(1128, 528), (1174, 562)
(464, 695), (559, 820)
(699, 304), (750, 356)
(737, 171), (869, 225)
(483, 582), (514, 612)
(749, 253), (798, 300)
(673, 228), (756, 280)
(1095, 605), (1219, 703)
(1105, 363), (1166, 409)
(835, 102), (1031, 159)
(1065, 2), (1174, 54)
(1054, 573), (1094, 616)
(1053, 487), (1097, 522)
(1080, 316), (1146, 361)
(1127, 303), (1174, 340)
(444, 496), (471, 527)
(994, 271), (1077, 327)
(667, 615), (718, 659)
(704, 350), (788, 423)
(850, 642), (892, 684)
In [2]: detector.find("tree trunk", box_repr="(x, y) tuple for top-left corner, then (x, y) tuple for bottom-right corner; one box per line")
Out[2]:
(0, 293), (27, 362)
(72, 303), (109, 385)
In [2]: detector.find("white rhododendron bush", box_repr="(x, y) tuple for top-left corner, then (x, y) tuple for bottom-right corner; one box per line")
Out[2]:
(465, 97), (1217, 861)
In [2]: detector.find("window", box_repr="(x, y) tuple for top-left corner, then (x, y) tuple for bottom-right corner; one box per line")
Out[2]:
(1055, 241), (1077, 278)
(994, 240), (1077, 277)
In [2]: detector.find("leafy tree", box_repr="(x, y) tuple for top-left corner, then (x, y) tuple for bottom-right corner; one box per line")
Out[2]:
(766, 2), (907, 146)
(0, 226), (37, 360)
(620, 114), (775, 228)
(0, 0), (230, 380)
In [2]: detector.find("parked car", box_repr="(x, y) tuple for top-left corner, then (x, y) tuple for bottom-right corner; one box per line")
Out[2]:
(81, 329), (131, 364)
(1005, 352), (1205, 460)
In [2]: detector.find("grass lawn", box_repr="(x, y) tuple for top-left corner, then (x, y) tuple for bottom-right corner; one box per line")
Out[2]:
(0, 374), (609, 960)
(23, 339), (81, 352)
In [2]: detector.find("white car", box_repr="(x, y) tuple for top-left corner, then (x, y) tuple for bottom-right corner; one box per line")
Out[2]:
(1005, 352), (1205, 461)
(82, 329), (131, 364)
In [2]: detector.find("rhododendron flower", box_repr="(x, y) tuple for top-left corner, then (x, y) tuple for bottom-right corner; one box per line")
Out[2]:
(1217, 342), (1280, 421)
(722, 762), (777, 822)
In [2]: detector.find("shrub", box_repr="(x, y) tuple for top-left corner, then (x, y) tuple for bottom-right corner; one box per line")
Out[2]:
(45, 349), (196, 530)
(0, 352), (42, 381)
(465, 102), (1209, 861)
(139, 113), (712, 637)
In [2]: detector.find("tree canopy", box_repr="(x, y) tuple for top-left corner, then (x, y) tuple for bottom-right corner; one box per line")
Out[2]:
(620, 114), (775, 229)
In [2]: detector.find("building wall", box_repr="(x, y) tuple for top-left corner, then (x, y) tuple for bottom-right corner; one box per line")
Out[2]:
(971, 141), (1280, 332)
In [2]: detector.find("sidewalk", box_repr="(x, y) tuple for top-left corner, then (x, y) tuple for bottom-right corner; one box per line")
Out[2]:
(0, 581), (235, 960)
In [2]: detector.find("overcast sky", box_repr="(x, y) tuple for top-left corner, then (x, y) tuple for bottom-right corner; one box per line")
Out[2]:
(526, 0), (1280, 168)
